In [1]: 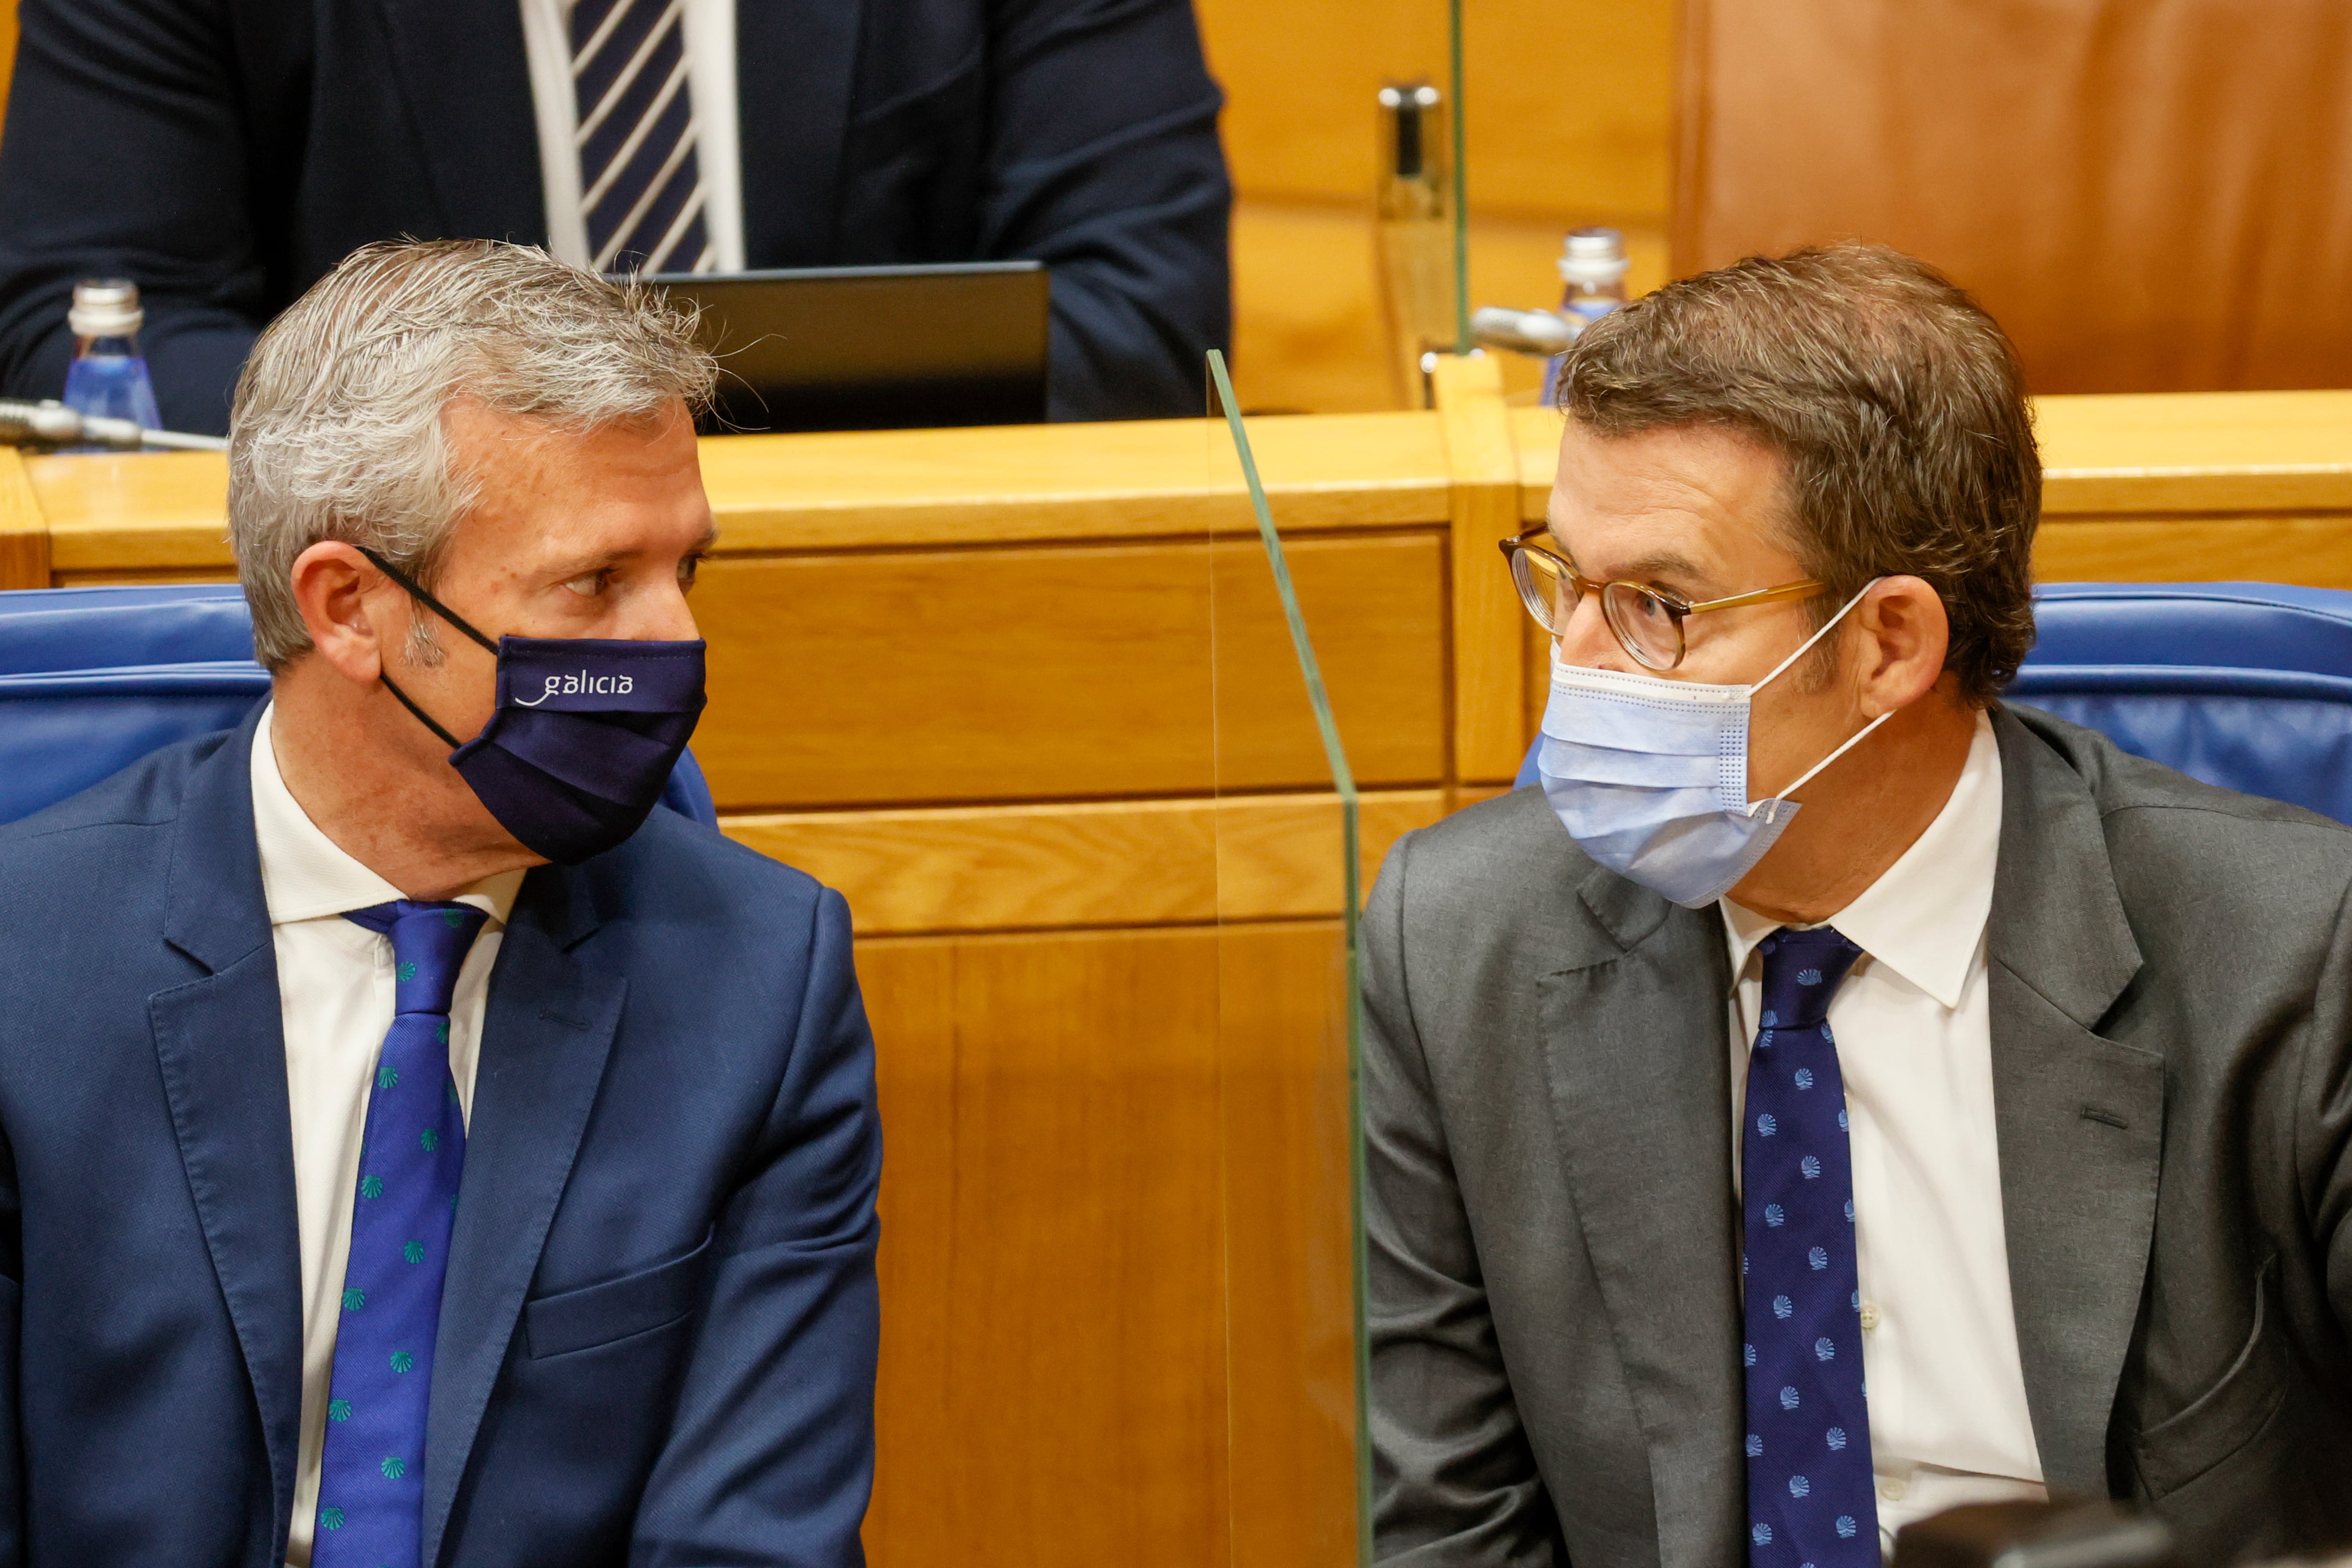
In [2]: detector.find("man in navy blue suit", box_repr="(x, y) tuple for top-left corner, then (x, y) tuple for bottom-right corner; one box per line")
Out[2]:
(0, 0), (1231, 429)
(0, 239), (881, 1565)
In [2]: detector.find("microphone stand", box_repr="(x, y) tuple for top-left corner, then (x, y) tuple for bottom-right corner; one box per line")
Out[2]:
(0, 398), (229, 452)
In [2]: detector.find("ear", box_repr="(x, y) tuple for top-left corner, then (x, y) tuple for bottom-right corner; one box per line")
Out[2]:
(288, 541), (402, 688)
(1850, 575), (1951, 717)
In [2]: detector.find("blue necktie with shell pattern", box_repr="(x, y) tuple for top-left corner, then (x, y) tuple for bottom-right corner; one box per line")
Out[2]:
(311, 899), (486, 1566)
(1742, 925), (1878, 1568)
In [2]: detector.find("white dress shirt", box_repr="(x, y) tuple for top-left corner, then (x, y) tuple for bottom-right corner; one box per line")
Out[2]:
(252, 706), (525, 1568)
(517, 0), (748, 273)
(1722, 711), (2047, 1553)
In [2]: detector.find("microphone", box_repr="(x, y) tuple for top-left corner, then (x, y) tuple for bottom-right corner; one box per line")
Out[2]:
(0, 398), (228, 452)
(1469, 305), (1576, 357)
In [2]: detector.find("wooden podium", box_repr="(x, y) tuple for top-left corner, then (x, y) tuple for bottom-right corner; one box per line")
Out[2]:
(6, 363), (2352, 1566)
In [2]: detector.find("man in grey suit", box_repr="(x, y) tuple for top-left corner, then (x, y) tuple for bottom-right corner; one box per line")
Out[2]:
(1363, 243), (2352, 1568)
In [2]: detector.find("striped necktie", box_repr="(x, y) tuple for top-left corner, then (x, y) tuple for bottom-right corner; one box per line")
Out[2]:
(569, 0), (712, 275)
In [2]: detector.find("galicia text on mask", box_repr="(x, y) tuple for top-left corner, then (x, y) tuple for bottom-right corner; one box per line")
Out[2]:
(358, 548), (708, 865)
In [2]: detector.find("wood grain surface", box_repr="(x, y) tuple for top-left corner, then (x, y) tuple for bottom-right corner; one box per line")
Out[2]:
(1674, 0), (2352, 395)
(23, 413), (1453, 573)
(721, 790), (1445, 935)
(857, 920), (1357, 1568)
(1433, 355), (1530, 783)
(689, 533), (1447, 810)
(0, 450), (49, 591)
(1512, 394), (2352, 520)
(858, 928), (1230, 1568)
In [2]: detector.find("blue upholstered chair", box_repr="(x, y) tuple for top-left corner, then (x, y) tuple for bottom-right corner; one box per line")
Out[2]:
(1514, 581), (2352, 827)
(0, 583), (719, 828)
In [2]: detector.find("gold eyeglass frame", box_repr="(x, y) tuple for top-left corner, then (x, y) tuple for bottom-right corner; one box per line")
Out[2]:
(1498, 523), (1827, 671)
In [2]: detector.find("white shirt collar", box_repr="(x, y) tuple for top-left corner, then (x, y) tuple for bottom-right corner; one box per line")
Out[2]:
(1720, 708), (2001, 1010)
(250, 703), (524, 928)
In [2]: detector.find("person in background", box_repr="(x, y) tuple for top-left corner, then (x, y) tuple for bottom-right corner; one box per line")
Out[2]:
(0, 0), (1230, 431)
(0, 240), (880, 1564)
(1363, 244), (2352, 1568)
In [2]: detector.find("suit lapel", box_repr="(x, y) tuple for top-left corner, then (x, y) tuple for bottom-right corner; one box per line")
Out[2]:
(737, 0), (865, 261)
(150, 707), (305, 1563)
(1984, 710), (2162, 1493)
(422, 867), (624, 1568)
(1542, 868), (1744, 1568)
(375, 0), (549, 243)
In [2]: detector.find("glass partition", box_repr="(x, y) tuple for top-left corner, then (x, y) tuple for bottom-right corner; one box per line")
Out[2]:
(1205, 350), (1369, 1568)
(834, 436), (1239, 1568)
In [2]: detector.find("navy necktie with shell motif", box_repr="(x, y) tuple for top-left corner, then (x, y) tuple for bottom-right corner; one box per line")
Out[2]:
(312, 899), (486, 1566)
(1742, 925), (1878, 1568)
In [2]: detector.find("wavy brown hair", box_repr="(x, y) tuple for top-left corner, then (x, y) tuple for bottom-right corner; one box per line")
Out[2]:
(1554, 243), (2039, 702)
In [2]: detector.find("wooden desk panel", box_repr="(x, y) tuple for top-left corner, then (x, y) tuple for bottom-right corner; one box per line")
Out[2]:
(22, 411), (1453, 584)
(1511, 393), (2352, 523)
(28, 449), (235, 578)
(700, 411), (1449, 547)
(0, 452), (47, 588)
(2033, 514), (2352, 588)
(859, 919), (1356, 1568)
(721, 790), (1446, 936)
(859, 929), (1230, 1568)
(1216, 921), (1360, 1568)
(691, 533), (1447, 811)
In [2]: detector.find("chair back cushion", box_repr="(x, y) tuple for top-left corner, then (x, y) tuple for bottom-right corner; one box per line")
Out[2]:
(0, 586), (269, 824)
(2011, 582), (2352, 823)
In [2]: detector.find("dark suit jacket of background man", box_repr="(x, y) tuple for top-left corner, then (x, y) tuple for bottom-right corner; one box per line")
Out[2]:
(0, 0), (1231, 431)
(1363, 706), (2352, 1568)
(0, 702), (883, 1565)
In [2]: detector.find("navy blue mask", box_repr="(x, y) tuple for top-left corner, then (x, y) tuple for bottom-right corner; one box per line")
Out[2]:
(361, 549), (708, 865)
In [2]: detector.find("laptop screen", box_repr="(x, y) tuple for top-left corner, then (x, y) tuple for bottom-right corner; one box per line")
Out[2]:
(641, 262), (1051, 434)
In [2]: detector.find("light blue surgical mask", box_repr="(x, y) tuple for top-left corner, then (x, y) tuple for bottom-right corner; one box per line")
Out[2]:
(1536, 582), (1889, 908)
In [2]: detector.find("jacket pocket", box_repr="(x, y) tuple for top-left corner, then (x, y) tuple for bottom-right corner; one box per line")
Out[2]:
(2134, 1256), (2290, 1497)
(522, 1228), (714, 1360)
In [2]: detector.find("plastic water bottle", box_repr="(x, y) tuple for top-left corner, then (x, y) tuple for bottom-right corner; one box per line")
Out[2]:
(62, 279), (164, 442)
(1542, 229), (1631, 407)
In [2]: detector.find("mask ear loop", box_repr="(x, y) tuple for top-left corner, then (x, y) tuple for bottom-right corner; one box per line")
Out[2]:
(1744, 577), (1895, 821)
(356, 546), (501, 751)
(379, 674), (465, 749)
(1750, 577), (1883, 694)
(1750, 710), (1896, 823)
(356, 547), (503, 656)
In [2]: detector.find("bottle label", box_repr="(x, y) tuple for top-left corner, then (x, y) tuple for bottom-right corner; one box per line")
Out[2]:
(63, 354), (164, 434)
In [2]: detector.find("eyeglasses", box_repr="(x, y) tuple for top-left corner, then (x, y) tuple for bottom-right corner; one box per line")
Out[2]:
(1498, 523), (1826, 672)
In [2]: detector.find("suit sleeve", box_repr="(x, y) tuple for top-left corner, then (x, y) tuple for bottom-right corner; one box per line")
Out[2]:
(0, 1121), (20, 1568)
(2303, 872), (2352, 1339)
(1362, 835), (1563, 1568)
(982, 0), (1232, 421)
(0, 0), (266, 434)
(629, 886), (883, 1568)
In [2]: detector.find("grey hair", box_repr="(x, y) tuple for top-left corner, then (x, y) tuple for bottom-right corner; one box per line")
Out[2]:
(229, 239), (717, 670)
